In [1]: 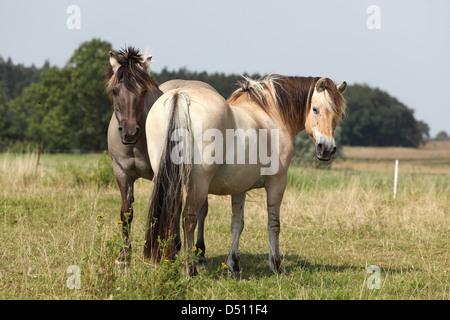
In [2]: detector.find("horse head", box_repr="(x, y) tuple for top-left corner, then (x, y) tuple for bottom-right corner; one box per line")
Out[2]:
(106, 48), (155, 144)
(304, 77), (347, 161)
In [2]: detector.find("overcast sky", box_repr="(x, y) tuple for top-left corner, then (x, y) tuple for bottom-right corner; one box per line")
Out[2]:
(1, 0), (449, 136)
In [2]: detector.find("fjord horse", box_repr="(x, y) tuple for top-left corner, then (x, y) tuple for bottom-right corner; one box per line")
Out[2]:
(159, 79), (219, 94)
(105, 47), (218, 267)
(144, 75), (346, 275)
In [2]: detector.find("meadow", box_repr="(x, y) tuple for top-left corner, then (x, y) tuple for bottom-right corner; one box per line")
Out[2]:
(0, 144), (448, 300)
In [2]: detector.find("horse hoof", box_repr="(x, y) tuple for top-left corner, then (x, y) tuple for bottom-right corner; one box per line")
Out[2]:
(272, 265), (287, 275)
(278, 267), (287, 275)
(188, 265), (199, 277)
(230, 265), (242, 274)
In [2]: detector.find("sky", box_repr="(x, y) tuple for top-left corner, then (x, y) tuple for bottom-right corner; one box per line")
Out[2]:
(0, 0), (449, 136)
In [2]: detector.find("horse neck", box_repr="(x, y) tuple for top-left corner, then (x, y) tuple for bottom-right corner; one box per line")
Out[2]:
(141, 85), (163, 125)
(273, 77), (315, 138)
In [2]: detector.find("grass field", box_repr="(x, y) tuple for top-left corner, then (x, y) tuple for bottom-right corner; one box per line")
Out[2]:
(0, 144), (448, 300)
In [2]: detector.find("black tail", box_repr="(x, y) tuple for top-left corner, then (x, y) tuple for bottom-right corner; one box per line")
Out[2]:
(144, 92), (192, 262)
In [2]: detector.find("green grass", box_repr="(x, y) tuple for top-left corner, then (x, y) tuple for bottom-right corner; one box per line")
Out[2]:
(0, 152), (448, 299)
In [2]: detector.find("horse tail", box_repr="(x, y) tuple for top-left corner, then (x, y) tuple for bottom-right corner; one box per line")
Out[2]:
(144, 91), (192, 262)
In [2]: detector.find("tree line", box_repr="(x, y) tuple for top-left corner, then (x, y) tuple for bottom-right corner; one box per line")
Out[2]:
(0, 39), (435, 157)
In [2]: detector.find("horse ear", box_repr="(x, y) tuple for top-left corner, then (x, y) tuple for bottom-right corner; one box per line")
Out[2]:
(337, 81), (347, 93)
(143, 55), (152, 70)
(109, 51), (120, 73)
(315, 77), (327, 92)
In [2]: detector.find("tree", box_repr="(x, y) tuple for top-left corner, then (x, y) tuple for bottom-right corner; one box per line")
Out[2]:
(434, 131), (449, 141)
(340, 84), (426, 147)
(25, 67), (74, 150)
(0, 56), (42, 100)
(3, 39), (112, 151)
(64, 38), (112, 150)
(417, 121), (430, 142)
(0, 57), (45, 149)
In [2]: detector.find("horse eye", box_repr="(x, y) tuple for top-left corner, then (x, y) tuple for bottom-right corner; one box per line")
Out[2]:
(312, 107), (319, 114)
(112, 88), (118, 96)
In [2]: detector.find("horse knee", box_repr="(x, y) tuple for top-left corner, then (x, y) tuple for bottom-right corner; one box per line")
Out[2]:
(267, 217), (280, 235)
(183, 213), (197, 231)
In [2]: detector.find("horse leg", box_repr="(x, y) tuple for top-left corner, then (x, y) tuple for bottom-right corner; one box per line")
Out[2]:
(183, 182), (209, 276)
(226, 192), (246, 273)
(265, 179), (287, 274)
(195, 199), (208, 265)
(113, 164), (135, 268)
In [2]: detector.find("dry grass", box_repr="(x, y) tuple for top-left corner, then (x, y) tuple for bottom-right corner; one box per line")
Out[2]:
(0, 151), (449, 300)
(334, 143), (450, 173)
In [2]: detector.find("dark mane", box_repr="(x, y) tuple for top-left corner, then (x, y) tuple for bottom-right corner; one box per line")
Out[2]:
(228, 74), (346, 134)
(105, 46), (158, 96)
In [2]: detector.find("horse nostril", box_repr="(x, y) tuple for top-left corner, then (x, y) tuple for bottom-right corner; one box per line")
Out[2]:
(317, 143), (324, 154)
(118, 127), (123, 133)
(134, 127), (140, 137)
(331, 146), (337, 155)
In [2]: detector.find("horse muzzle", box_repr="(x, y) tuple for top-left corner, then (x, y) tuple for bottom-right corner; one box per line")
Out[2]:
(119, 126), (141, 145)
(315, 136), (336, 161)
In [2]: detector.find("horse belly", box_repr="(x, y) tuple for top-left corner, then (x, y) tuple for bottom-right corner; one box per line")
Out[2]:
(208, 164), (264, 195)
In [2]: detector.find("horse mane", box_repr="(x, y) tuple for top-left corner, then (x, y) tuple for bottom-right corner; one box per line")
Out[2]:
(105, 46), (158, 96)
(228, 74), (346, 134)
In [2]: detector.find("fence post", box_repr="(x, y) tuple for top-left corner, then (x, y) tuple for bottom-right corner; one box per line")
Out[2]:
(393, 160), (399, 199)
(35, 146), (43, 175)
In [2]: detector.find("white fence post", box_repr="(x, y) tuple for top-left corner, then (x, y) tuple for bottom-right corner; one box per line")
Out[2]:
(393, 160), (399, 199)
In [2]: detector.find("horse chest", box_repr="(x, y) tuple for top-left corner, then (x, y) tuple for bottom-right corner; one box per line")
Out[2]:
(113, 146), (152, 180)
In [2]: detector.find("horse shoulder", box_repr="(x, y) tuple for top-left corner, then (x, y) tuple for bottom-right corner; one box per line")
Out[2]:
(277, 129), (295, 171)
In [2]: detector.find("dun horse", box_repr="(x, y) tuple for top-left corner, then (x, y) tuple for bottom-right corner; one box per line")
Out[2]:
(105, 47), (217, 267)
(144, 75), (346, 275)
